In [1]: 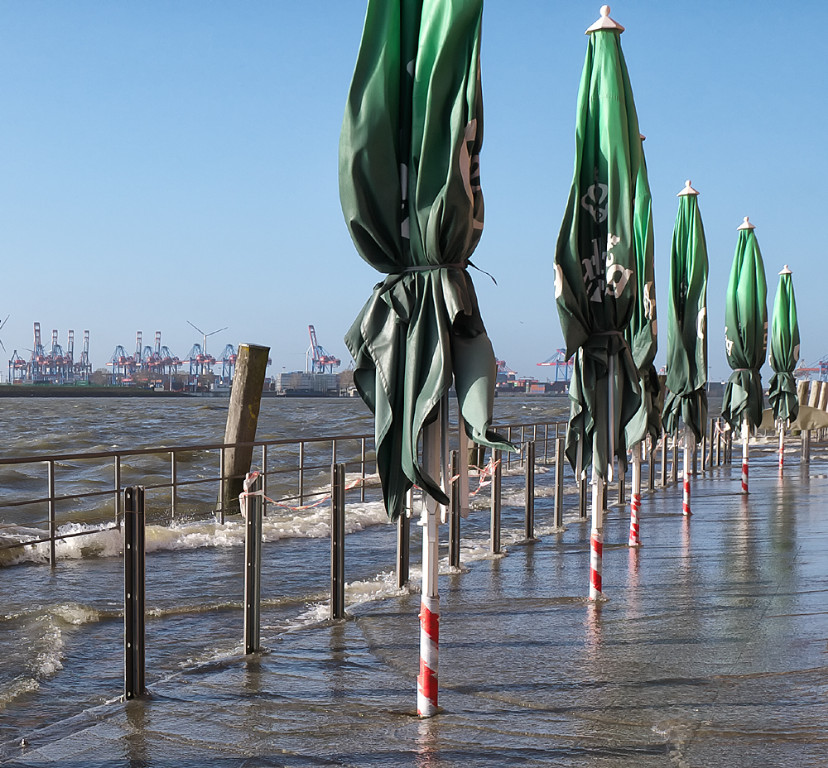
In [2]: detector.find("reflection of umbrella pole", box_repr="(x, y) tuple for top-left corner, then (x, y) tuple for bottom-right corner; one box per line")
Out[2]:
(682, 430), (694, 516)
(417, 417), (442, 718)
(628, 443), (641, 546)
(589, 469), (605, 600)
(741, 416), (750, 494)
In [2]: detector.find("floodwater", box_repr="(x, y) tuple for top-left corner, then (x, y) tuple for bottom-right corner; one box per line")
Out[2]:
(1, 396), (827, 766)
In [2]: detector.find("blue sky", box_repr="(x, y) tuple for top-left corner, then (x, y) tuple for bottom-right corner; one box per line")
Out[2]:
(1, 1), (825, 382)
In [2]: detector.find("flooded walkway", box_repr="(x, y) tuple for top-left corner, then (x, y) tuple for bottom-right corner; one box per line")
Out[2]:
(4, 451), (828, 767)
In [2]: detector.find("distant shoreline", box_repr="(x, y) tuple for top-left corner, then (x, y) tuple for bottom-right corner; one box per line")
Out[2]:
(0, 385), (191, 398)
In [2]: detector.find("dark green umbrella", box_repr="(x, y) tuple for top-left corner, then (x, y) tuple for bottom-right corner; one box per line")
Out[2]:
(721, 217), (767, 494)
(624, 134), (659, 546)
(662, 181), (709, 515)
(662, 181), (709, 442)
(339, 0), (511, 717)
(339, 0), (511, 523)
(768, 265), (799, 471)
(555, 6), (642, 598)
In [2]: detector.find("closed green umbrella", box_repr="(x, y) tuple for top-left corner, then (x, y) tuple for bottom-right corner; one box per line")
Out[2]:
(662, 180), (709, 515)
(339, 0), (511, 717)
(721, 217), (767, 494)
(768, 265), (799, 472)
(555, 6), (642, 599)
(624, 134), (659, 546)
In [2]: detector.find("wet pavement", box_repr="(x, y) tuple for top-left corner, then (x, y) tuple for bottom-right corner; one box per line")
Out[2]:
(3, 449), (827, 767)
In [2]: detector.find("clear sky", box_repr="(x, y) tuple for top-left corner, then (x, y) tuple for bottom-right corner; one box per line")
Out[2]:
(1, 1), (825, 382)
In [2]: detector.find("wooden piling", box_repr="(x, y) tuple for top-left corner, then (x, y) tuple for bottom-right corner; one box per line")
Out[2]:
(219, 343), (270, 516)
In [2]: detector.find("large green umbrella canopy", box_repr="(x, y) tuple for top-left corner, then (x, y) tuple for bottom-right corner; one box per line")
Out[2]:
(768, 266), (800, 423)
(555, 7), (642, 480)
(662, 181), (709, 442)
(624, 135), (660, 448)
(339, 0), (511, 520)
(721, 218), (768, 430)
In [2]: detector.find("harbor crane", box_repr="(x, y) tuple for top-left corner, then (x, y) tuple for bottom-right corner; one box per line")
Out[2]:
(306, 325), (341, 374)
(537, 349), (573, 383)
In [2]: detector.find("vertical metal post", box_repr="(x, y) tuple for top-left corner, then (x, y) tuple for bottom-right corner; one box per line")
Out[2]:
(519, 426), (526, 468)
(124, 486), (146, 700)
(554, 436), (565, 528)
(332, 439), (338, 468)
(647, 436), (655, 491)
(490, 449), (502, 554)
(671, 434), (678, 485)
(330, 463), (346, 619)
(219, 447), (226, 524)
(114, 455), (122, 529)
(506, 429), (513, 470)
(449, 451), (460, 568)
(396, 493), (411, 589)
(524, 441), (535, 540)
(617, 468), (625, 507)
(298, 441), (305, 507)
(48, 460), (56, 568)
(544, 423), (550, 464)
(170, 452), (177, 520)
(243, 472), (263, 654)
(660, 434), (668, 487)
(261, 445), (268, 516)
(360, 438), (366, 503)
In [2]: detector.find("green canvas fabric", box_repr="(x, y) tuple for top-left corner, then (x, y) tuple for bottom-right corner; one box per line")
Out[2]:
(721, 226), (767, 430)
(662, 192), (709, 442)
(339, 0), (512, 520)
(625, 137), (660, 448)
(768, 271), (799, 423)
(555, 21), (642, 480)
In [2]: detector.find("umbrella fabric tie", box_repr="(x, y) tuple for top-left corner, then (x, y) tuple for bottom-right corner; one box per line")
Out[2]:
(398, 261), (468, 273)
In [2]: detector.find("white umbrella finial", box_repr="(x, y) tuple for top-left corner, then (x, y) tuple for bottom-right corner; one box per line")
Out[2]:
(737, 216), (756, 231)
(779, 264), (792, 275)
(677, 179), (699, 197)
(586, 5), (625, 34)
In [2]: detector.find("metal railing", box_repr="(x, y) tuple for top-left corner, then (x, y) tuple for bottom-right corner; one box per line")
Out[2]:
(0, 420), (568, 566)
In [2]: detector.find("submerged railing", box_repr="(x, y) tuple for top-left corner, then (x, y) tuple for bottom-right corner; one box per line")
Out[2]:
(0, 419), (575, 566)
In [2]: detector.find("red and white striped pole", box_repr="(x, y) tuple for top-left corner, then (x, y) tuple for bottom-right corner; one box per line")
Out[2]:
(589, 471), (605, 600)
(778, 421), (785, 474)
(682, 431), (694, 516)
(741, 416), (749, 494)
(628, 443), (642, 546)
(417, 415), (442, 718)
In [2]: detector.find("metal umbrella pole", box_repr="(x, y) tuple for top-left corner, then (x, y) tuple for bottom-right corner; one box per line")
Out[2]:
(683, 428), (694, 516)
(741, 415), (750, 494)
(417, 399), (446, 718)
(628, 442), (642, 546)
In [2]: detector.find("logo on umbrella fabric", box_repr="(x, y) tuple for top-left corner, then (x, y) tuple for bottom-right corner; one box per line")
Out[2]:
(581, 182), (608, 223)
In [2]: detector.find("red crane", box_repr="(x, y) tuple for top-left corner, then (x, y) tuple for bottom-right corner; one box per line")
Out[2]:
(307, 325), (341, 374)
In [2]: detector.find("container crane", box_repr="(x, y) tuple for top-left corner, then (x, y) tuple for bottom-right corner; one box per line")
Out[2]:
(307, 325), (341, 374)
(537, 349), (573, 383)
(74, 331), (92, 382)
(8, 351), (27, 383)
(220, 344), (237, 383)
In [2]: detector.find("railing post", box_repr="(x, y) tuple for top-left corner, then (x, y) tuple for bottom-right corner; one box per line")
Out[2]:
(219, 447), (226, 524)
(524, 441), (535, 540)
(671, 434), (678, 485)
(647, 435), (655, 490)
(114, 455), (122, 530)
(490, 450), (502, 554)
(449, 451), (460, 568)
(330, 463), (346, 619)
(48, 460), (56, 567)
(124, 486), (146, 700)
(617, 466), (625, 506)
(261, 445), (268, 517)
(243, 472), (263, 654)
(396, 492), (411, 589)
(170, 452), (177, 521)
(554, 436), (565, 528)
(298, 442), (305, 507)
(360, 438), (366, 503)
(660, 434), (668, 487)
